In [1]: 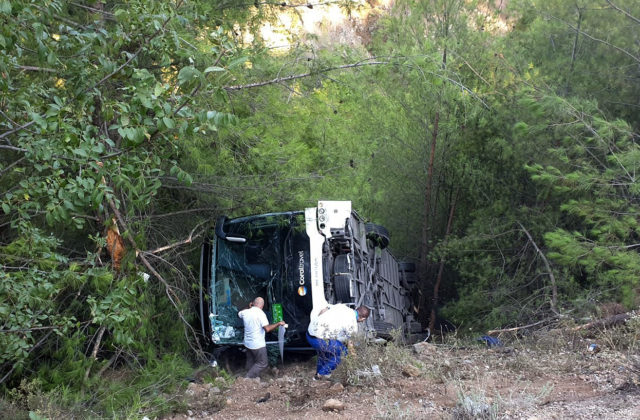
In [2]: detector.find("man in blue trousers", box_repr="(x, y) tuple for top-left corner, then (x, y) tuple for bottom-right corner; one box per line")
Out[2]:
(306, 304), (370, 379)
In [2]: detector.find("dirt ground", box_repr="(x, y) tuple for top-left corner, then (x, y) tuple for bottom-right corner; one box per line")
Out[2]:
(164, 328), (640, 420)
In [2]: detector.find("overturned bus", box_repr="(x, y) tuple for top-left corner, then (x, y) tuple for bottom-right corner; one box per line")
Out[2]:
(198, 201), (419, 351)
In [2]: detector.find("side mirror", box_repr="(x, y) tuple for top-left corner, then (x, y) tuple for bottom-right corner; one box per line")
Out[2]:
(215, 216), (246, 243)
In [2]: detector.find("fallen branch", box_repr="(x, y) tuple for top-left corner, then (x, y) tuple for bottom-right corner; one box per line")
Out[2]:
(97, 348), (123, 378)
(572, 313), (631, 331)
(144, 221), (206, 255)
(106, 196), (206, 360)
(487, 319), (549, 335)
(85, 325), (107, 380)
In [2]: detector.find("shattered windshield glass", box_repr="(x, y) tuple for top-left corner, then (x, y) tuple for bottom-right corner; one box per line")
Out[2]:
(211, 212), (308, 344)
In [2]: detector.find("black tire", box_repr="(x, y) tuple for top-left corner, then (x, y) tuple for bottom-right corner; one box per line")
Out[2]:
(398, 262), (416, 273)
(333, 254), (350, 273)
(365, 223), (390, 249)
(333, 274), (352, 303)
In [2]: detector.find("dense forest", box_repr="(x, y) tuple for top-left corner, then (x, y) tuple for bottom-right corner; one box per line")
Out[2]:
(1, 0), (639, 417)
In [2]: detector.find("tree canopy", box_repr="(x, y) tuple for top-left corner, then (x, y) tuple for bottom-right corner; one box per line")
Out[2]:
(1, 0), (639, 416)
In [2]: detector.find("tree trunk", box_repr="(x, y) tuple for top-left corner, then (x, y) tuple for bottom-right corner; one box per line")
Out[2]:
(564, 6), (583, 95)
(418, 111), (440, 321)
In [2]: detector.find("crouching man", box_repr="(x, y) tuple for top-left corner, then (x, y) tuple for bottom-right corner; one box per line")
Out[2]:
(306, 304), (370, 379)
(238, 297), (285, 378)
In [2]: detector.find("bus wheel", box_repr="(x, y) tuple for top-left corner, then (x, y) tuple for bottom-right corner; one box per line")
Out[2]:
(365, 223), (390, 249)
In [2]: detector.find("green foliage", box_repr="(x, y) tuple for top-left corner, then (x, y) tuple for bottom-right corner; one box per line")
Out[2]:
(0, 0), (253, 411)
(1, 0), (640, 414)
(2, 355), (193, 419)
(0, 223), (79, 375)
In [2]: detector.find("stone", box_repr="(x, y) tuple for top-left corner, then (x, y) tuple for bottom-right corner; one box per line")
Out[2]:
(329, 382), (345, 394)
(402, 364), (422, 377)
(322, 398), (345, 412)
(185, 382), (200, 397)
(413, 342), (437, 355)
(207, 386), (221, 398)
(236, 376), (260, 385)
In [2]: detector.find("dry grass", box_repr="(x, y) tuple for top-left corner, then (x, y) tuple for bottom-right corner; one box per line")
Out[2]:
(332, 329), (421, 387)
(373, 395), (421, 419)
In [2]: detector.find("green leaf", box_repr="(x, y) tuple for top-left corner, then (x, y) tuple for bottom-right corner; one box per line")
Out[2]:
(178, 66), (200, 85)
(162, 117), (175, 129)
(1, 203), (9, 214)
(138, 94), (153, 109)
(73, 148), (88, 158)
(227, 56), (249, 69)
(154, 83), (165, 97)
(0, 1), (11, 15)
(29, 112), (47, 130)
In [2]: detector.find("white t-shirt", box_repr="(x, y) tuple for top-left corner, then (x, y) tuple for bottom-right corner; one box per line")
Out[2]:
(238, 306), (269, 349)
(308, 304), (358, 342)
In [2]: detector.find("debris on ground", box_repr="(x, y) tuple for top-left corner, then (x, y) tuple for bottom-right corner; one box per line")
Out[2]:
(322, 398), (345, 412)
(162, 324), (640, 420)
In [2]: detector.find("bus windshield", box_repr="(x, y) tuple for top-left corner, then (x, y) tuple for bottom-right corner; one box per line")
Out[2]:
(210, 212), (306, 343)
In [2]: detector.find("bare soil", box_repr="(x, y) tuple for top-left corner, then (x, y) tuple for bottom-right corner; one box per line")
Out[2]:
(165, 330), (640, 420)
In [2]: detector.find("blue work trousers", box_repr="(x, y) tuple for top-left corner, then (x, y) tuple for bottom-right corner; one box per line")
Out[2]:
(306, 332), (347, 375)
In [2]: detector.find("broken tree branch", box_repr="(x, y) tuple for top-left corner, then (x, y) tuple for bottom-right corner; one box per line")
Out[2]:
(97, 348), (122, 378)
(85, 325), (107, 380)
(572, 313), (631, 331)
(517, 221), (559, 315)
(105, 196), (205, 359)
(144, 221), (206, 255)
(223, 60), (387, 91)
(487, 319), (549, 335)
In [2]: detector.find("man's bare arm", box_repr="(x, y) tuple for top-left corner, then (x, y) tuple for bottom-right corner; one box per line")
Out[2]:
(263, 321), (286, 333)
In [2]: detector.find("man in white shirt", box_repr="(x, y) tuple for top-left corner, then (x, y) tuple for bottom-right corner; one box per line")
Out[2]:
(238, 297), (285, 378)
(306, 304), (370, 379)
